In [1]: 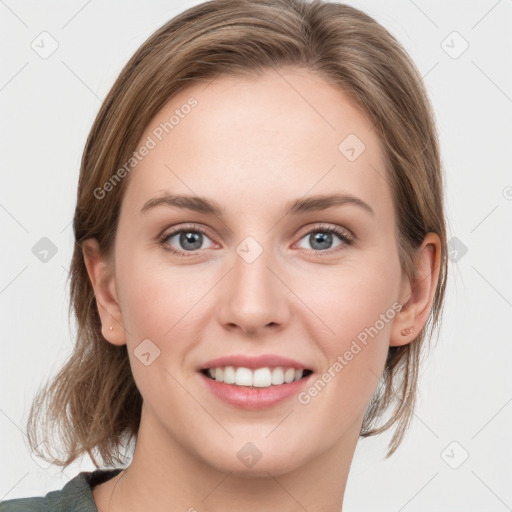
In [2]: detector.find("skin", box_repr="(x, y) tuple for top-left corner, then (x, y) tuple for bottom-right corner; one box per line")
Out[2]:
(83, 67), (441, 512)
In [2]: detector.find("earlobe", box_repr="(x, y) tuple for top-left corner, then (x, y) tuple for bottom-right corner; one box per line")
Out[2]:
(389, 233), (441, 347)
(82, 238), (126, 346)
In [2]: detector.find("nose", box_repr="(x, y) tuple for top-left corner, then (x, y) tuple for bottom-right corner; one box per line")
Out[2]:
(216, 243), (290, 336)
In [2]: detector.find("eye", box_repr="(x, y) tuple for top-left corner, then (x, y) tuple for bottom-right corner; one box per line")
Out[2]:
(159, 222), (354, 258)
(159, 224), (215, 257)
(295, 224), (353, 254)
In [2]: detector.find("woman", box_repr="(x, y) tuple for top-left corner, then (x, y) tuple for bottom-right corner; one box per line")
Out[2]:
(1, 0), (447, 510)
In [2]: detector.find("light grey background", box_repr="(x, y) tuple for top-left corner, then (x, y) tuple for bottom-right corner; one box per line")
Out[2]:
(1, 0), (511, 510)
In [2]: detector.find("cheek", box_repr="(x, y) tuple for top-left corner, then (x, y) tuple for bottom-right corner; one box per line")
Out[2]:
(116, 250), (212, 357)
(117, 245), (184, 326)
(296, 256), (400, 411)
(300, 253), (400, 342)
(333, 275), (397, 344)
(114, 256), (204, 404)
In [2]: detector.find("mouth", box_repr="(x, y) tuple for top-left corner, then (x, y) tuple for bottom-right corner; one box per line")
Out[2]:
(200, 366), (314, 388)
(197, 354), (315, 409)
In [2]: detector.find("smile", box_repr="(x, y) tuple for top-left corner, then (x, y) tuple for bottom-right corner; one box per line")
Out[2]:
(201, 366), (313, 388)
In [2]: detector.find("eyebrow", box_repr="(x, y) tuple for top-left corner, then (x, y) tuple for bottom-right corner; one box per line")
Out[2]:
(140, 192), (375, 217)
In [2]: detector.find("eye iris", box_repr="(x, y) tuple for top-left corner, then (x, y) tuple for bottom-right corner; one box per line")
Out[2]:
(180, 231), (202, 250)
(310, 231), (332, 250)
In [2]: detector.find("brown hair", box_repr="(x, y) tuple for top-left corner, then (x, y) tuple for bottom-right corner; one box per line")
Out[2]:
(26, 0), (448, 468)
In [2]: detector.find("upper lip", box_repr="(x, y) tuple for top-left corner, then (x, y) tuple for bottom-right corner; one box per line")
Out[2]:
(199, 354), (311, 371)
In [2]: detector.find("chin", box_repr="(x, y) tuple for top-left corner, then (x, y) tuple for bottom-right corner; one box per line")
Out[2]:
(196, 438), (312, 478)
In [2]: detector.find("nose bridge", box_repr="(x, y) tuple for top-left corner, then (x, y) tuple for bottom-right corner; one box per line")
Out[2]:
(217, 233), (287, 331)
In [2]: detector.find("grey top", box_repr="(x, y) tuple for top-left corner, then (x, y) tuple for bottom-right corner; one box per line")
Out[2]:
(0, 469), (122, 512)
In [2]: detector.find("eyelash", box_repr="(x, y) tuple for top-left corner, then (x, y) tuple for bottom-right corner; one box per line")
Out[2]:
(158, 223), (354, 258)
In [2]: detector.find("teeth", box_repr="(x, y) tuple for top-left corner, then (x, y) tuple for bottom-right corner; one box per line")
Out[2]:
(284, 368), (296, 383)
(223, 366), (236, 384)
(205, 366), (307, 388)
(271, 367), (284, 385)
(235, 367), (253, 386)
(253, 368), (271, 387)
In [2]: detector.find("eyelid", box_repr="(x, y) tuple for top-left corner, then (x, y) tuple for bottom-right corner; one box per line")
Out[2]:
(159, 223), (217, 248)
(295, 222), (354, 242)
(161, 222), (215, 238)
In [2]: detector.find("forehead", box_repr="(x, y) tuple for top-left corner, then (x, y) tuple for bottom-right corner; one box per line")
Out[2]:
(120, 67), (392, 222)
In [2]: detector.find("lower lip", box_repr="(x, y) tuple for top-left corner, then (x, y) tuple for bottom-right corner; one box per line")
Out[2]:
(199, 372), (312, 410)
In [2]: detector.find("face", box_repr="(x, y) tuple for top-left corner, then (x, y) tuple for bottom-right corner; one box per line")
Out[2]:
(91, 68), (413, 476)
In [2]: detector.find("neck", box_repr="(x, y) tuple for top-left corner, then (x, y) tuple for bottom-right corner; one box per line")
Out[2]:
(108, 406), (361, 512)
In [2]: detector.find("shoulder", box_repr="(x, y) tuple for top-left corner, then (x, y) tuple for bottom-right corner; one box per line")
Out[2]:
(0, 496), (47, 512)
(0, 469), (123, 512)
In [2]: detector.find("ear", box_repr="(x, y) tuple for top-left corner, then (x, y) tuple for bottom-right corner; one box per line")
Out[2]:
(82, 238), (126, 346)
(390, 232), (441, 347)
